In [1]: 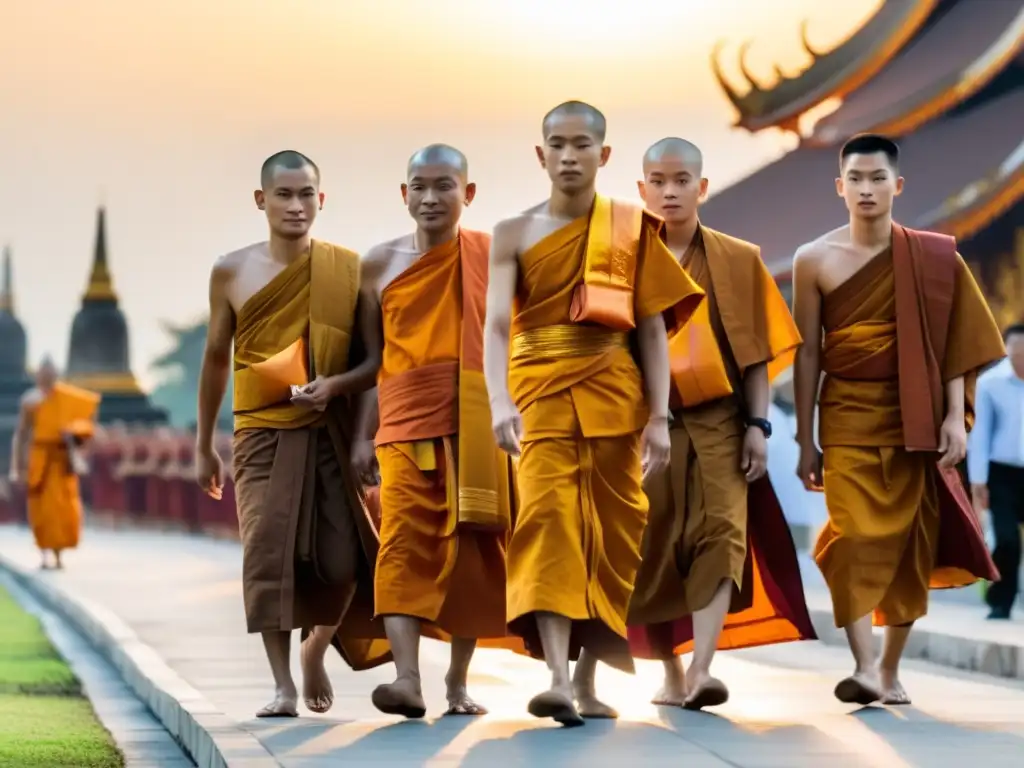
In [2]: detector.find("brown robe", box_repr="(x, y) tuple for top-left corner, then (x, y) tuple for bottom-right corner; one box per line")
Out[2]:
(232, 240), (390, 670)
(628, 226), (816, 659)
(815, 224), (1003, 627)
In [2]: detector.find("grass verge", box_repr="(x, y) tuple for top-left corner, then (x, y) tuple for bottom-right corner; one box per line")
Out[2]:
(0, 586), (124, 767)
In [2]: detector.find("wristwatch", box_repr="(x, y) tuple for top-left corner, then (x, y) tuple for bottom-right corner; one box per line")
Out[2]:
(746, 417), (772, 438)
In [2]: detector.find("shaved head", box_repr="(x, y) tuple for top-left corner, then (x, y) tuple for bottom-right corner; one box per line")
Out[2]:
(260, 150), (320, 189)
(643, 137), (703, 175)
(407, 143), (468, 180)
(542, 100), (607, 142)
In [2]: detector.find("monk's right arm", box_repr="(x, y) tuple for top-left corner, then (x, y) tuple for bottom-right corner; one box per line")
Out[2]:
(352, 274), (383, 441)
(483, 220), (518, 408)
(791, 248), (822, 449)
(196, 261), (234, 451)
(8, 400), (30, 479)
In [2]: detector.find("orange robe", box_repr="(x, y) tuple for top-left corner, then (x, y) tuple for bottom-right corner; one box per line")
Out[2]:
(374, 230), (513, 640)
(25, 382), (100, 551)
(507, 196), (703, 672)
(815, 224), (1004, 627)
(231, 240), (389, 669)
(628, 226), (816, 659)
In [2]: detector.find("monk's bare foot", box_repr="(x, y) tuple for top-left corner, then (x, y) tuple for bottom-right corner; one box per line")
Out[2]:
(572, 681), (618, 719)
(834, 671), (882, 706)
(683, 671), (729, 711)
(372, 677), (426, 719)
(256, 688), (299, 718)
(300, 637), (333, 714)
(652, 666), (688, 706)
(53, 553), (63, 570)
(879, 669), (911, 706)
(575, 693), (618, 719)
(528, 686), (584, 727)
(443, 673), (487, 716)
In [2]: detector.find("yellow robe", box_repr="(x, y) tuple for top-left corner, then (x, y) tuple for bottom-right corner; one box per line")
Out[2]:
(25, 382), (100, 551)
(231, 240), (390, 670)
(506, 198), (703, 672)
(815, 230), (1004, 628)
(629, 226), (814, 657)
(374, 230), (513, 640)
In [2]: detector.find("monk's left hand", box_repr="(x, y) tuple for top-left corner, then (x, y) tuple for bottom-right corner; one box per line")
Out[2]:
(641, 417), (671, 479)
(290, 376), (334, 411)
(937, 415), (967, 469)
(741, 427), (768, 483)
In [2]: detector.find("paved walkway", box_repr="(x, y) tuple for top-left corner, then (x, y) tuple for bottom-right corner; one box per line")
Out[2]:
(2, 525), (1024, 767)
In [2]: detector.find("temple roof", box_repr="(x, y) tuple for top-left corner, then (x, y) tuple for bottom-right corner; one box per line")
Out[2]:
(712, 0), (938, 134)
(807, 1), (1024, 145)
(66, 206), (143, 395)
(699, 85), (1024, 275)
(0, 245), (28, 376)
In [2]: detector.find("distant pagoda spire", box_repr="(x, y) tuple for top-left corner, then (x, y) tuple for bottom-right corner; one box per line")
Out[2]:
(83, 206), (117, 302)
(0, 244), (12, 314)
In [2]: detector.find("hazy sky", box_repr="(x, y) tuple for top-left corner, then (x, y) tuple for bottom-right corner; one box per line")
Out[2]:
(0, 0), (877, 388)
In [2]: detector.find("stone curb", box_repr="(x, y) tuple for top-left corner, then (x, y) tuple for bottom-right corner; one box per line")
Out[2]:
(0, 553), (280, 768)
(807, 607), (1024, 680)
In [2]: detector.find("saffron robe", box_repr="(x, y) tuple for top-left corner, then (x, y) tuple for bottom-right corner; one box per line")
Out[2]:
(25, 382), (100, 551)
(628, 226), (816, 659)
(507, 197), (704, 672)
(374, 230), (513, 639)
(231, 240), (390, 670)
(815, 224), (1004, 627)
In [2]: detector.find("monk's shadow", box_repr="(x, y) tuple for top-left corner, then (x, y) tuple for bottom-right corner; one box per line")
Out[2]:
(656, 705), (864, 763)
(281, 715), (476, 764)
(457, 718), (705, 765)
(849, 704), (1024, 762)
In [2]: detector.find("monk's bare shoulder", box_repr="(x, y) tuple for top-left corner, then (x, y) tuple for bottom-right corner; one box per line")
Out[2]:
(493, 203), (554, 257)
(361, 236), (412, 296)
(19, 387), (43, 410)
(491, 214), (530, 256)
(793, 227), (846, 270)
(211, 242), (265, 283)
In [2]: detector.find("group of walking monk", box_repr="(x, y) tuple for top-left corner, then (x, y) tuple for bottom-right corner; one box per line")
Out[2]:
(192, 100), (1006, 727)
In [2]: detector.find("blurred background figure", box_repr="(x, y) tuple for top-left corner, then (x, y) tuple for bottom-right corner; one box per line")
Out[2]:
(8, 357), (100, 569)
(968, 324), (1024, 620)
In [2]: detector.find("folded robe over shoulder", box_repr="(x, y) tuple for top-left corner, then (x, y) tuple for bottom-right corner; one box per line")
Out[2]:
(506, 196), (704, 673)
(628, 225), (816, 659)
(231, 240), (390, 670)
(814, 224), (1004, 628)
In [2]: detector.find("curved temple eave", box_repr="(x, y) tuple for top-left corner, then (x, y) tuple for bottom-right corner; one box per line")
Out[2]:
(714, 0), (939, 134)
(806, 12), (1024, 146)
(924, 160), (1024, 242)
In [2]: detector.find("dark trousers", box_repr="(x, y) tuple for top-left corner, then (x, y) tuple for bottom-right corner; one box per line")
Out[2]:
(985, 462), (1024, 612)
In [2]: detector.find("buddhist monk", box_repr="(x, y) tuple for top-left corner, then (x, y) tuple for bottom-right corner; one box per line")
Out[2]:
(574, 138), (816, 712)
(483, 101), (704, 726)
(8, 357), (100, 570)
(792, 134), (1004, 706)
(351, 143), (513, 719)
(195, 150), (389, 719)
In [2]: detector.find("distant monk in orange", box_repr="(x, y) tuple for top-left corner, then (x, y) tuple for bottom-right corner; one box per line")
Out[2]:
(575, 138), (816, 712)
(9, 357), (100, 570)
(792, 134), (1004, 706)
(483, 102), (704, 726)
(195, 150), (388, 719)
(352, 144), (512, 719)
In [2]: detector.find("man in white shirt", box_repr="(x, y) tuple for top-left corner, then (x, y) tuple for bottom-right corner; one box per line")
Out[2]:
(968, 324), (1024, 619)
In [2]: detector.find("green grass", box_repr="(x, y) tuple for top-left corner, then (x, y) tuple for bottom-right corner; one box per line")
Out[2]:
(0, 587), (124, 767)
